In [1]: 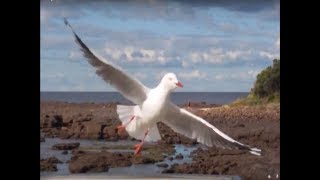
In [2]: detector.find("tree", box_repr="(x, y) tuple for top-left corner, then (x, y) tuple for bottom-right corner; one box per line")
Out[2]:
(252, 59), (280, 98)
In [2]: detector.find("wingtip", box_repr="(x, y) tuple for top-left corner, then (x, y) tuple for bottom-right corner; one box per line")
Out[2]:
(63, 17), (74, 32)
(251, 147), (262, 152)
(249, 147), (262, 156)
(249, 150), (261, 156)
(63, 17), (68, 26)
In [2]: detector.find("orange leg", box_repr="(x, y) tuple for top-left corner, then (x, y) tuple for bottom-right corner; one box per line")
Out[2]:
(117, 116), (135, 135)
(134, 129), (149, 156)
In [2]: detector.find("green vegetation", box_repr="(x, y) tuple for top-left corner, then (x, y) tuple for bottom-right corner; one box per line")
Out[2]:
(231, 59), (280, 106)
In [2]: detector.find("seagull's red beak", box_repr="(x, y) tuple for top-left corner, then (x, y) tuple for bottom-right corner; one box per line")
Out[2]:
(175, 82), (183, 88)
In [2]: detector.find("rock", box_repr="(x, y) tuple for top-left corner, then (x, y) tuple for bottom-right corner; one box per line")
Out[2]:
(69, 151), (132, 173)
(102, 126), (118, 140)
(80, 122), (103, 139)
(175, 153), (184, 159)
(62, 150), (68, 155)
(45, 157), (63, 164)
(40, 157), (62, 172)
(156, 163), (169, 168)
(40, 101), (280, 179)
(162, 169), (174, 173)
(40, 161), (57, 172)
(51, 115), (63, 128)
(40, 136), (45, 142)
(52, 143), (80, 150)
(132, 156), (156, 164)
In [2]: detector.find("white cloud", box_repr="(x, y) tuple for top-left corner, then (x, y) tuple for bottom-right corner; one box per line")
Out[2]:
(181, 60), (189, 67)
(104, 46), (167, 63)
(259, 51), (279, 60)
(178, 70), (207, 80)
(132, 72), (147, 81)
(247, 70), (260, 78)
(213, 69), (261, 82)
(104, 47), (123, 60)
(187, 48), (253, 65)
(275, 36), (280, 49)
(68, 51), (82, 60)
(214, 74), (225, 80)
(156, 70), (170, 80)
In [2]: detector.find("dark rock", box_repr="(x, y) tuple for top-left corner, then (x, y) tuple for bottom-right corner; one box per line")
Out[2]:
(40, 157), (62, 172)
(132, 157), (156, 164)
(44, 157), (63, 164)
(40, 136), (45, 142)
(162, 169), (174, 173)
(69, 151), (132, 173)
(175, 153), (184, 159)
(51, 115), (63, 128)
(40, 161), (57, 172)
(52, 143), (80, 150)
(62, 150), (68, 155)
(156, 163), (169, 168)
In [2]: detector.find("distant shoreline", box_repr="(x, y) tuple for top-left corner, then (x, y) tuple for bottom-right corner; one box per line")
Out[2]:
(40, 92), (249, 105)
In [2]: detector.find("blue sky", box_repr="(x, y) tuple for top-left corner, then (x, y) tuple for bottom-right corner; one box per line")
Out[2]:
(41, 0), (279, 92)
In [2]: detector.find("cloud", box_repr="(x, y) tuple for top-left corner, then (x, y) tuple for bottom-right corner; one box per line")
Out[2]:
(103, 46), (168, 64)
(213, 69), (261, 82)
(187, 48), (253, 65)
(156, 70), (170, 80)
(68, 51), (82, 60)
(41, 0), (279, 92)
(132, 72), (147, 81)
(259, 51), (274, 59)
(259, 51), (279, 60)
(275, 36), (280, 49)
(178, 70), (207, 80)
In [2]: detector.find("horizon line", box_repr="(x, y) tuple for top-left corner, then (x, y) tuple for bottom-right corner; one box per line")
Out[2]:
(40, 91), (250, 93)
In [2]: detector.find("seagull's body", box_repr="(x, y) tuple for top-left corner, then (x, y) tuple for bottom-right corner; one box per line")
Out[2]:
(64, 19), (261, 156)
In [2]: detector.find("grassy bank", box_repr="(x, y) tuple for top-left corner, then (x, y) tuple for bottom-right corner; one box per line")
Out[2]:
(230, 93), (279, 107)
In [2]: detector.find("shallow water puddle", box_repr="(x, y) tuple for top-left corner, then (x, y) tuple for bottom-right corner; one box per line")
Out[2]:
(41, 138), (199, 177)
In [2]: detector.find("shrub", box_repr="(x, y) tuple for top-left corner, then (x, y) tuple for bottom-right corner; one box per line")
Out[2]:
(252, 59), (280, 98)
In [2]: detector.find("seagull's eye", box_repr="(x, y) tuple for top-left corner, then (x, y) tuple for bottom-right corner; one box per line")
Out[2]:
(168, 77), (172, 81)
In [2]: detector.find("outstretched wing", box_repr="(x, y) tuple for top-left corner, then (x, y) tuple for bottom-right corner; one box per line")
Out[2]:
(161, 102), (261, 156)
(65, 18), (149, 105)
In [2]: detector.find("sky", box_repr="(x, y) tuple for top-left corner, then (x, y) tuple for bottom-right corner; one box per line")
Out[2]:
(40, 0), (280, 92)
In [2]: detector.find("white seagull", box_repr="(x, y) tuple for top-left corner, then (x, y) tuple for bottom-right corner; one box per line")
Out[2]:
(64, 19), (261, 156)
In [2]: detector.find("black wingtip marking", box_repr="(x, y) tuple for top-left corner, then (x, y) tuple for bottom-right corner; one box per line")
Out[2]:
(63, 17), (67, 25)
(63, 17), (95, 60)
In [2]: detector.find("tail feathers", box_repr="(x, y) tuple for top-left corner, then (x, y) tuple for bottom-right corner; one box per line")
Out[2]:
(144, 125), (162, 142)
(116, 105), (139, 123)
(116, 105), (161, 142)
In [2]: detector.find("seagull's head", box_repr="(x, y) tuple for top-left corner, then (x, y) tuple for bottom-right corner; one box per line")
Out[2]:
(161, 73), (183, 91)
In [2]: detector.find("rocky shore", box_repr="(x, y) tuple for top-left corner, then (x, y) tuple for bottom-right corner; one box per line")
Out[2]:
(40, 101), (280, 179)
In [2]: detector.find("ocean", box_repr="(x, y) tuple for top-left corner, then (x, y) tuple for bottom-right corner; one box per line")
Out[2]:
(40, 92), (249, 105)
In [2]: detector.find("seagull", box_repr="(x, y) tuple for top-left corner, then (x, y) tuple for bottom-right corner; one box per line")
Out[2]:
(64, 18), (261, 156)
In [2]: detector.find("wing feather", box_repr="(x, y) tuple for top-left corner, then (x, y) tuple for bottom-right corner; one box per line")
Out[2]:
(162, 102), (261, 155)
(65, 18), (149, 104)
